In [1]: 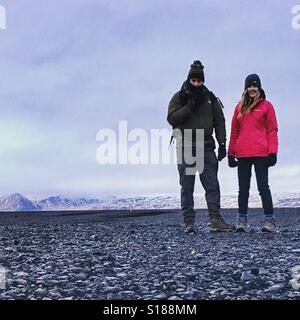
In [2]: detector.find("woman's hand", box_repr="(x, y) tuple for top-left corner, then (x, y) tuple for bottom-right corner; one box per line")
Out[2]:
(228, 156), (238, 168)
(267, 153), (277, 167)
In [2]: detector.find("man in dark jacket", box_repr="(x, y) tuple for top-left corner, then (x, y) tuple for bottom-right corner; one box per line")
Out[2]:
(167, 60), (233, 233)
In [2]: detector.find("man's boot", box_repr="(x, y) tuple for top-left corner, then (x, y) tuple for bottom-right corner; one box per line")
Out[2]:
(210, 216), (234, 232)
(183, 220), (195, 233)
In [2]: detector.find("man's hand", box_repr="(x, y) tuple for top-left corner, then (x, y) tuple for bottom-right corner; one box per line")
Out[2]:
(217, 143), (227, 161)
(228, 156), (238, 168)
(185, 90), (198, 108)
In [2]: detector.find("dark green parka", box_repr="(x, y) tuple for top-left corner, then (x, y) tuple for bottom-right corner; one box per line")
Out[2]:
(167, 84), (226, 150)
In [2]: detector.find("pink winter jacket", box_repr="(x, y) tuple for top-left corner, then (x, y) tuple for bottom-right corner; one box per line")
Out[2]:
(228, 99), (278, 158)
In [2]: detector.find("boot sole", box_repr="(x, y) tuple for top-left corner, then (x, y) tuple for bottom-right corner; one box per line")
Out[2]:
(261, 227), (275, 233)
(236, 227), (249, 233)
(210, 228), (234, 233)
(184, 229), (195, 234)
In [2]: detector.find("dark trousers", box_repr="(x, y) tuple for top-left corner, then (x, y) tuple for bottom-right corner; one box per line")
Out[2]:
(237, 157), (273, 217)
(177, 149), (221, 223)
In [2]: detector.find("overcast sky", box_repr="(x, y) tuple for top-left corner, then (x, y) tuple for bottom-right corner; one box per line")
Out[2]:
(0, 0), (299, 199)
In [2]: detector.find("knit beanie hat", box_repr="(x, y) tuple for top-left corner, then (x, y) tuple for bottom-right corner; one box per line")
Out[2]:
(187, 60), (205, 82)
(244, 74), (262, 90)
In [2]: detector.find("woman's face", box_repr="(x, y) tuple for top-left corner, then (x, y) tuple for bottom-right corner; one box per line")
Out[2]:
(247, 85), (259, 98)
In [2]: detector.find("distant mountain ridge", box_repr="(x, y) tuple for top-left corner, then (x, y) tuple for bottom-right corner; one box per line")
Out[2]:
(0, 192), (300, 212)
(0, 193), (38, 211)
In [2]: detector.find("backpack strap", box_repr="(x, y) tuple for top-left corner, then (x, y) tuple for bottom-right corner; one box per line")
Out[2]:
(210, 91), (224, 108)
(168, 135), (174, 149)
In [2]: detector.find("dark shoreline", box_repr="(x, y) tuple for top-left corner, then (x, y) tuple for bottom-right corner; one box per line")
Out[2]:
(0, 207), (299, 225)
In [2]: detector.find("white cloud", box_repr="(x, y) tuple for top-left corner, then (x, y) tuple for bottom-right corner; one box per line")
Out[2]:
(0, 0), (299, 197)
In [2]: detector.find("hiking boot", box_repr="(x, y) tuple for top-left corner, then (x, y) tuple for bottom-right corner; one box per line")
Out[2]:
(235, 218), (250, 232)
(262, 218), (276, 233)
(210, 216), (234, 232)
(183, 221), (195, 233)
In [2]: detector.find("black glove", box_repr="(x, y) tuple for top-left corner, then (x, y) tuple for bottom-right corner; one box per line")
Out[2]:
(217, 143), (227, 161)
(228, 156), (238, 168)
(267, 153), (277, 167)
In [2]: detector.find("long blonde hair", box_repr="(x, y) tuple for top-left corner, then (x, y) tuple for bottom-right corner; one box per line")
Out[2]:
(238, 90), (261, 119)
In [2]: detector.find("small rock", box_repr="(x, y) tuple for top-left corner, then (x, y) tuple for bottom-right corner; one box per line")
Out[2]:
(76, 273), (87, 281)
(13, 272), (29, 277)
(250, 268), (260, 276)
(116, 272), (127, 278)
(154, 293), (167, 299)
(241, 271), (256, 281)
(35, 288), (48, 297)
(265, 284), (284, 293)
(292, 249), (300, 253)
(168, 296), (182, 300)
(0, 255), (8, 263)
(15, 279), (27, 285)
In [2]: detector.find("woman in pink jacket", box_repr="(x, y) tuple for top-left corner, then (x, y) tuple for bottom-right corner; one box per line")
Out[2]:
(228, 74), (278, 232)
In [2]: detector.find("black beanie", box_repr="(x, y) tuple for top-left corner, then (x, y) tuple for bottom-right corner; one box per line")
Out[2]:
(244, 74), (262, 90)
(187, 60), (205, 82)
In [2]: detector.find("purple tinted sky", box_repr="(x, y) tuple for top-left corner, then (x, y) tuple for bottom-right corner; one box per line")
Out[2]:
(0, 0), (299, 199)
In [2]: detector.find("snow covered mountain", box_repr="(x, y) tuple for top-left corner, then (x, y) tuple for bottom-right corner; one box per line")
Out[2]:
(0, 193), (39, 211)
(0, 192), (300, 212)
(36, 196), (104, 210)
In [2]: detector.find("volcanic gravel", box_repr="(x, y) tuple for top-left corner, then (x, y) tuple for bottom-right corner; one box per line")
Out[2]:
(0, 208), (299, 300)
